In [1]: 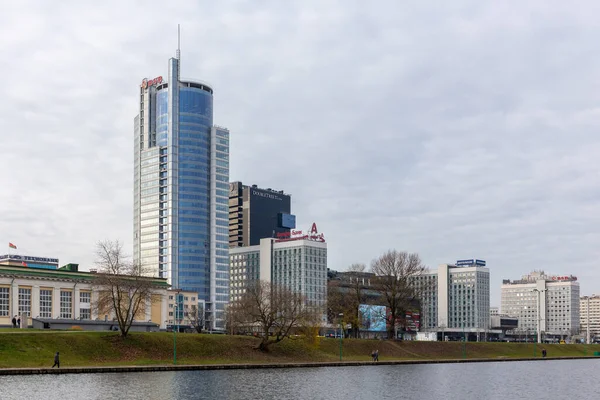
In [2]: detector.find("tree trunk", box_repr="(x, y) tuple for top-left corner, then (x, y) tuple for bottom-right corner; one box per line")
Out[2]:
(258, 340), (270, 352)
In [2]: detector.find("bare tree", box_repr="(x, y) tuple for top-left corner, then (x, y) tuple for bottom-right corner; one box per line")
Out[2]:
(230, 280), (318, 351)
(185, 304), (206, 333)
(93, 240), (158, 338)
(370, 250), (426, 339)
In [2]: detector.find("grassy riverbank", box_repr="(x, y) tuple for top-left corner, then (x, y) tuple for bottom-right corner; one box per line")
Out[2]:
(0, 331), (598, 368)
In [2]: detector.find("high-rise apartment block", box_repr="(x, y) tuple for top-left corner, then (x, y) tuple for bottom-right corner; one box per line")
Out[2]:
(501, 271), (580, 338)
(229, 225), (327, 320)
(133, 52), (230, 330)
(580, 295), (600, 343)
(228, 182), (295, 248)
(413, 259), (490, 337)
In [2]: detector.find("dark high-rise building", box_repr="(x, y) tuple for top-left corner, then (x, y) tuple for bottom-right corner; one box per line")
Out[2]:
(229, 182), (295, 248)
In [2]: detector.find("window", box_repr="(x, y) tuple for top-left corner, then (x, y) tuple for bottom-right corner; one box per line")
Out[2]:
(0, 287), (9, 316)
(19, 288), (31, 317)
(40, 289), (53, 318)
(60, 291), (72, 319)
(80, 308), (91, 320)
(79, 292), (91, 320)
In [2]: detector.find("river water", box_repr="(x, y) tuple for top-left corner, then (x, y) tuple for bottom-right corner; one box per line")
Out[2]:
(2, 360), (598, 399)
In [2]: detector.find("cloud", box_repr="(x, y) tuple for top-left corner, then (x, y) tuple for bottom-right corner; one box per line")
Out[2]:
(2, 0), (600, 305)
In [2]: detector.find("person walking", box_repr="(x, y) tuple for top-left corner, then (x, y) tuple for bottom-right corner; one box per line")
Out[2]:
(542, 348), (547, 358)
(11, 316), (16, 328)
(17, 316), (21, 328)
(52, 352), (60, 368)
(374, 350), (379, 362)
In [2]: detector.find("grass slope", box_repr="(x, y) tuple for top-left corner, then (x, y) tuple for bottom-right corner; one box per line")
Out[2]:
(0, 331), (597, 368)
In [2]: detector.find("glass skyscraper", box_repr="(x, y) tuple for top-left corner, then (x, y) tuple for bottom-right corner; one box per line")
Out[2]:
(133, 53), (230, 330)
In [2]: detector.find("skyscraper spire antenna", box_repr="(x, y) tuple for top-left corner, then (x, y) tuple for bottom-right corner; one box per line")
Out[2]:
(176, 24), (181, 60)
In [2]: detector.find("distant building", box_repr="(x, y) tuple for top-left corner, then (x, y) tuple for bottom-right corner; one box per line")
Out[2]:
(228, 182), (295, 248)
(412, 259), (490, 339)
(490, 306), (499, 316)
(580, 295), (600, 343)
(0, 254), (59, 270)
(501, 270), (580, 338)
(166, 289), (205, 331)
(0, 263), (169, 330)
(229, 225), (326, 320)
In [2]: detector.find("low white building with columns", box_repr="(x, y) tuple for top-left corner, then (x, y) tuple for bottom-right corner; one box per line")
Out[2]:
(0, 263), (171, 330)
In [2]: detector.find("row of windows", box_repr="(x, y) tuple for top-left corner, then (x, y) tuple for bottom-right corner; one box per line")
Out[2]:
(0, 288), (91, 319)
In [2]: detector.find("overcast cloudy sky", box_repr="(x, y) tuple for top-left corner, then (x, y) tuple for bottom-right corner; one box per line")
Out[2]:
(2, 0), (600, 305)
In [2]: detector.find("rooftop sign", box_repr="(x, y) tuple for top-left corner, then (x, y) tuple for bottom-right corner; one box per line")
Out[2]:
(0, 254), (59, 264)
(275, 223), (325, 243)
(141, 76), (163, 89)
(551, 275), (577, 281)
(456, 259), (486, 267)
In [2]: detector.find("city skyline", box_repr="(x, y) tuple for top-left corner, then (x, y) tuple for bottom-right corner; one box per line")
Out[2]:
(3, 1), (600, 307)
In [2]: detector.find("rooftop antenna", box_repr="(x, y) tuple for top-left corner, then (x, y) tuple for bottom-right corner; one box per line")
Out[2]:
(176, 24), (181, 60)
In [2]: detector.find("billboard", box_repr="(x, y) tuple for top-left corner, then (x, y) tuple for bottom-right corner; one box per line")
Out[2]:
(456, 259), (474, 266)
(475, 259), (486, 266)
(359, 305), (386, 332)
(278, 213), (296, 229)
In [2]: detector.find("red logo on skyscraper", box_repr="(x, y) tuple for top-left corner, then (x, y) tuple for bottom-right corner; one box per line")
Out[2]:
(141, 76), (162, 89)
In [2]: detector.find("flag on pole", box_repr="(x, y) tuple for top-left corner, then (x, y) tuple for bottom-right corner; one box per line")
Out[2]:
(22, 261), (28, 267)
(9, 243), (17, 249)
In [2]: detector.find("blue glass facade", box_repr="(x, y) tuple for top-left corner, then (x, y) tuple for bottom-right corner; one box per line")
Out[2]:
(177, 87), (213, 300)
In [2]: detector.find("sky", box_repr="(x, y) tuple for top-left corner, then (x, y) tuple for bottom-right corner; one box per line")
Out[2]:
(2, 0), (600, 306)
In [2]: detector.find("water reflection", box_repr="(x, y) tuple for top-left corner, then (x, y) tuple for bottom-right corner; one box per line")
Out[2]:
(3, 360), (599, 400)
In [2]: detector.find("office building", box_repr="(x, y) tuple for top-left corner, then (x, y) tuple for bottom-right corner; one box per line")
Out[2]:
(501, 270), (580, 338)
(229, 224), (327, 319)
(166, 289), (205, 330)
(412, 259), (490, 339)
(133, 49), (230, 330)
(0, 263), (169, 330)
(228, 182), (294, 248)
(580, 295), (600, 343)
(0, 254), (59, 270)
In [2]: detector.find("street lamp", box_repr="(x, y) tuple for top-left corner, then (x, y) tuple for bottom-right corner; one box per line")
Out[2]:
(462, 319), (466, 359)
(339, 313), (343, 361)
(173, 290), (181, 365)
(533, 288), (547, 346)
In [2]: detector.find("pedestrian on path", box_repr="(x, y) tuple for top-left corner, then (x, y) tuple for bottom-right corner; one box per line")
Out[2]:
(374, 350), (379, 362)
(11, 316), (16, 328)
(17, 317), (21, 328)
(52, 352), (60, 368)
(542, 348), (547, 358)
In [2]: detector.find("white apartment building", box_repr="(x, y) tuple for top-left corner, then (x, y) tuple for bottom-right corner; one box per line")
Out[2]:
(229, 230), (327, 318)
(412, 259), (490, 337)
(580, 295), (600, 342)
(501, 270), (580, 338)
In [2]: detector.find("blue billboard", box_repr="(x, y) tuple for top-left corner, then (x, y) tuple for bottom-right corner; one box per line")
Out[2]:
(278, 213), (296, 229)
(359, 305), (387, 332)
(475, 259), (486, 266)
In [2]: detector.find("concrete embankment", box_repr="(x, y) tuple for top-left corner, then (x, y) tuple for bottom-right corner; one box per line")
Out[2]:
(1, 356), (596, 376)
